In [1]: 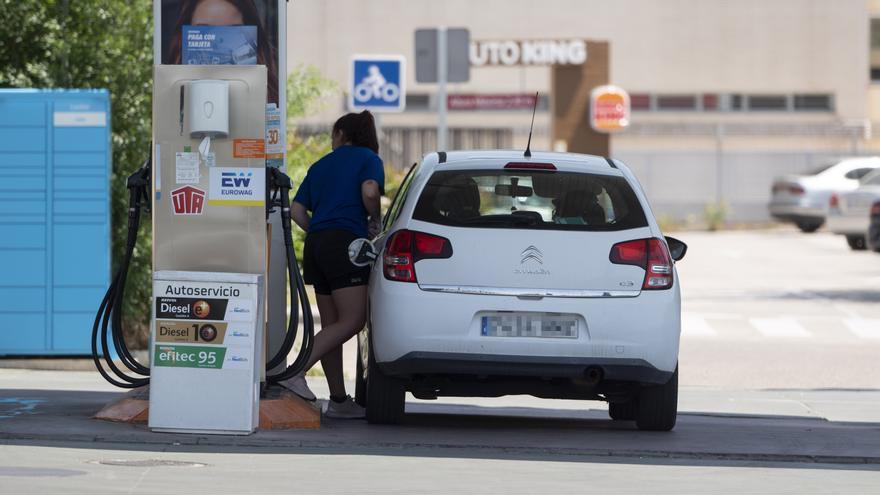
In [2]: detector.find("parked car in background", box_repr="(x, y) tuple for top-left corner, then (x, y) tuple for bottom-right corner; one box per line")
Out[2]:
(361, 150), (686, 431)
(768, 157), (880, 233)
(868, 200), (880, 252)
(827, 169), (880, 250)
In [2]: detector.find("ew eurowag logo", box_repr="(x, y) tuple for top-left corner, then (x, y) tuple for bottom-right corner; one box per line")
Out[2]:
(220, 170), (254, 195)
(520, 246), (543, 265)
(171, 186), (206, 215)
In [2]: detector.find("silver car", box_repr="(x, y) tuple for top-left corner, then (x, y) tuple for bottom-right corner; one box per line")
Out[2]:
(827, 169), (880, 250)
(768, 157), (880, 233)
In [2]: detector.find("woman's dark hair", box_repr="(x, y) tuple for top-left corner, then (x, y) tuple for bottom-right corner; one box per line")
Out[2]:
(167, 0), (279, 104)
(333, 111), (380, 154)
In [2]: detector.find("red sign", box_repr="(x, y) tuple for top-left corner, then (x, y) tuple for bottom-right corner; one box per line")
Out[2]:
(171, 186), (206, 215)
(590, 86), (630, 133)
(448, 93), (537, 111)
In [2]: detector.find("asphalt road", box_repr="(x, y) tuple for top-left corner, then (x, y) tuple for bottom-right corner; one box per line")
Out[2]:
(673, 228), (880, 389)
(1, 228), (879, 493)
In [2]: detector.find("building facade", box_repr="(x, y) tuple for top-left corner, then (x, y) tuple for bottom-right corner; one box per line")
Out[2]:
(287, 0), (872, 223)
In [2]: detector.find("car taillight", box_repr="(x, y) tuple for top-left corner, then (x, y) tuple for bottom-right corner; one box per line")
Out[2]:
(610, 238), (674, 290)
(829, 194), (839, 209)
(789, 185), (805, 195)
(504, 162), (557, 171)
(772, 183), (803, 195)
(871, 201), (880, 216)
(383, 230), (453, 283)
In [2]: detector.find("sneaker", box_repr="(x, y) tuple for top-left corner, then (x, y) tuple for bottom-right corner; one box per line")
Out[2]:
(278, 373), (316, 402)
(323, 395), (366, 419)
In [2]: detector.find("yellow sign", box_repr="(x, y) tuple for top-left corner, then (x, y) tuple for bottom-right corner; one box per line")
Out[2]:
(590, 85), (630, 133)
(155, 321), (227, 344)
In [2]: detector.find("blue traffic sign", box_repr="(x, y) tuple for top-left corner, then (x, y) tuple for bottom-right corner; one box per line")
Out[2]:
(349, 55), (406, 112)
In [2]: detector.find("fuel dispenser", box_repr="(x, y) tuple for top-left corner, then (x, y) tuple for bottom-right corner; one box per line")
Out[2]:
(91, 65), (314, 434)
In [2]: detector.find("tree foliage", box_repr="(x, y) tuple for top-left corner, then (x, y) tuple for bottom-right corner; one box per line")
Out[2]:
(0, 0), (153, 346)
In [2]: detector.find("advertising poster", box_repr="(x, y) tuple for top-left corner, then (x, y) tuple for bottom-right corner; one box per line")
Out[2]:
(157, 0), (285, 165)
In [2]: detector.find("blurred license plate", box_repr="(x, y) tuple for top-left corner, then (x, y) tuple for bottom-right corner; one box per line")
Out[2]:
(481, 312), (578, 338)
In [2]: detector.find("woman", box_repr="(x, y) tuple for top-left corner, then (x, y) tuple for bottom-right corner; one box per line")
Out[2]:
(166, 0), (279, 105)
(282, 111), (384, 419)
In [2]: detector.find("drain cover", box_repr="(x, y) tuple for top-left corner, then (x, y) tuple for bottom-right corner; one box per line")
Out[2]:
(90, 459), (207, 468)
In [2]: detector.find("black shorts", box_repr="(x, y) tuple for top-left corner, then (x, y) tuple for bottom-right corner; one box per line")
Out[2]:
(302, 229), (371, 295)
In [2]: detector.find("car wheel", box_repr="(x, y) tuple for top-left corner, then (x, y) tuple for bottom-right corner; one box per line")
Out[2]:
(354, 340), (366, 407)
(797, 221), (822, 233)
(846, 235), (867, 251)
(608, 400), (637, 421)
(365, 337), (406, 425)
(635, 366), (678, 431)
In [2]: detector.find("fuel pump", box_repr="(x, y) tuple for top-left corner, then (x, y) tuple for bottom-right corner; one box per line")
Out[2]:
(91, 65), (314, 434)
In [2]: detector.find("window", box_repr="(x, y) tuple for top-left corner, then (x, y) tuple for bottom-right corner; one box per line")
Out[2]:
(656, 95), (697, 111)
(630, 93), (651, 111)
(404, 94), (430, 111)
(702, 94), (718, 111)
(844, 168), (876, 180)
(793, 94), (832, 111)
(412, 170), (647, 232)
(748, 95), (788, 111)
(871, 19), (880, 82)
(383, 162), (419, 230)
(862, 169), (880, 186)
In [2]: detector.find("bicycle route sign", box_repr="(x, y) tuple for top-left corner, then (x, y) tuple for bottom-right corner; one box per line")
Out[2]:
(349, 55), (406, 112)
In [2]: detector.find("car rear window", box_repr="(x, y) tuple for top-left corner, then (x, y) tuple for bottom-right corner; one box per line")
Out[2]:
(412, 169), (648, 231)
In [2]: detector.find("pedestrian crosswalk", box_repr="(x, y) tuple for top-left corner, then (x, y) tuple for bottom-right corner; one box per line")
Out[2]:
(680, 312), (880, 341)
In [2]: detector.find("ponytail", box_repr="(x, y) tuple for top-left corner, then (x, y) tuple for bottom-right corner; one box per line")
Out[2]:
(332, 111), (380, 154)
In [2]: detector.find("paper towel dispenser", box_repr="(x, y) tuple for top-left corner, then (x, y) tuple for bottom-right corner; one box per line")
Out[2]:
(188, 79), (229, 139)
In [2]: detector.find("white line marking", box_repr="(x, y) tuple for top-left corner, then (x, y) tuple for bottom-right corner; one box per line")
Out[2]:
(750, 317), (811, 338)
(844, 319), (880, 339)
(681, 313), (717, 337)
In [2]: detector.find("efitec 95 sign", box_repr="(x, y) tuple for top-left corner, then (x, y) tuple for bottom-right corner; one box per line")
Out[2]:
(590, 85), (631, 133)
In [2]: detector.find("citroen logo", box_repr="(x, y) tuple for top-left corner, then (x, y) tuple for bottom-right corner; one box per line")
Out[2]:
(521, 246), (543, 265)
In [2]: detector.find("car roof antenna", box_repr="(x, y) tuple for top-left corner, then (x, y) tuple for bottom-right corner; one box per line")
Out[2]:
(524, 92), (538, 158)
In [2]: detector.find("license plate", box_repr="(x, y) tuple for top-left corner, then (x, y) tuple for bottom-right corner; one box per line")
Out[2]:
(480, 312), (578, 338)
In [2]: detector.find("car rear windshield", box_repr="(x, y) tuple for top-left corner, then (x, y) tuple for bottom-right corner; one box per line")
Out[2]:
(412, 169), (648, 231)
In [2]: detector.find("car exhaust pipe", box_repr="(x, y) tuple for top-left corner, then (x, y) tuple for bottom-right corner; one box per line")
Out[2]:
(583, 366), (604, 386)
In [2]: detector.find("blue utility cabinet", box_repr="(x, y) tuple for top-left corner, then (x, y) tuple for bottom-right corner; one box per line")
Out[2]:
(0, 89), (111, 355)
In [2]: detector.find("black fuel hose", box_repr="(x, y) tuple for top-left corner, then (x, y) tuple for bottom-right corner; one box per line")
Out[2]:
(91, 158), (151, 388)
(265, 168), (314, 383)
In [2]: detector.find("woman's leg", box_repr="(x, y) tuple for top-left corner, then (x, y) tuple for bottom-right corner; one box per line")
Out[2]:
(315, 293), (345, 398)
(305, 285), (367, 372)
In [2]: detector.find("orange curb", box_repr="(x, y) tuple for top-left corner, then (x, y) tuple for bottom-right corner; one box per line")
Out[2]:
(93, 388), (321, 430)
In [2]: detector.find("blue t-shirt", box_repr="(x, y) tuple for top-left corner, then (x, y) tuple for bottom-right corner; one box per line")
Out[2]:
(293, 145), (385, 238)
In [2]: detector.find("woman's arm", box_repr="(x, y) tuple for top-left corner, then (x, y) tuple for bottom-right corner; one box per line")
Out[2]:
(362, 180), (382, 236)
(291, 201), (310, 232)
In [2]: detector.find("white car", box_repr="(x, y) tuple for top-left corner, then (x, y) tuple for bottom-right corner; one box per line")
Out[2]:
(359, 151), (687, 431)
(768, 157), (880, 233)
(827, 169), (880, 250)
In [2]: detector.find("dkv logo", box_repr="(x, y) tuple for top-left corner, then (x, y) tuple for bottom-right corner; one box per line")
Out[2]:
(171, 186), (206, 215)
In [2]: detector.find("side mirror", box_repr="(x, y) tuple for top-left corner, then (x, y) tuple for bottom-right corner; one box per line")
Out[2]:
(665, 236), (687, 262)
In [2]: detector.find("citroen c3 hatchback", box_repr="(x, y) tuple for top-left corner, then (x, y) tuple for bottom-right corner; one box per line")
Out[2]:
(359, 151), (687, 431)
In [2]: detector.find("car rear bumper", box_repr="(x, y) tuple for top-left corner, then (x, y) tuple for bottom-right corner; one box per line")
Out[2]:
(368, 274), (681, 374)
(768, 204), (825, 222)
(378, 351), (674, 385)
(826, 212), (869, 235)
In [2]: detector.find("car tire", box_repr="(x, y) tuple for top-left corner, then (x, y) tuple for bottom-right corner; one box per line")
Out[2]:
(797, 221), (822, 233)
(365, 337), (406, 425)
(846, 235), (867, 251)
(354, 340), (366, 407)
(635, 365), (678, 431)
(608, 400), (637, 421)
